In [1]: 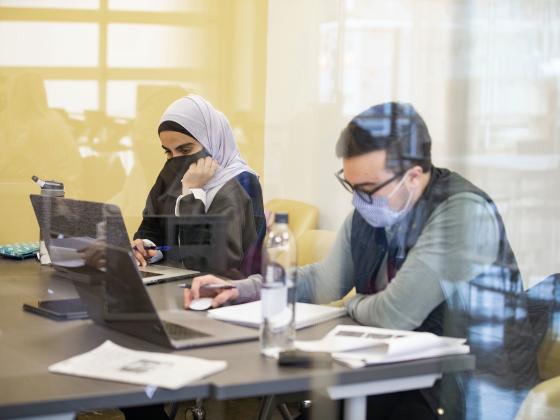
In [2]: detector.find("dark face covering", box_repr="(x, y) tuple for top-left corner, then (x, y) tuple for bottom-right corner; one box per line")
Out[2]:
(158, 149), (211, 195)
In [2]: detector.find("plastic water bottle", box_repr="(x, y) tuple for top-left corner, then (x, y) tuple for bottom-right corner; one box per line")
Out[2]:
(260, 212), (297, 358)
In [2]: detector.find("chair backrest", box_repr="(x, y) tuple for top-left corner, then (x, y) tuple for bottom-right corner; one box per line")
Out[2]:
(265, 199), (318, 239)
(515, 273), (560, 419)
(526, 273), (560, 380)
(296, 229), (336, 266)
(516, 374), (560, 420)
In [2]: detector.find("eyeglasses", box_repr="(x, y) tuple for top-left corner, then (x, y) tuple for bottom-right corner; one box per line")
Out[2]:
(335, 169), (405, 204)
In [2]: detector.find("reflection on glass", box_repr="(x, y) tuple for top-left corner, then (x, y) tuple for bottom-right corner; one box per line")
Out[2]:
(107, 24), (207, 69)
(0, 72), (83, 241)
(44, 80), (99, 114)
(108, 0), (203, 13)
(0, 0), (99, 9)
(0, 0), (266, 247)
(0, 22), (99, 67)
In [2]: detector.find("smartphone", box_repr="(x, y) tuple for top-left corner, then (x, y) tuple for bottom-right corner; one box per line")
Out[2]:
(278, 350), (333, 368)
(22, 298), (89, 321)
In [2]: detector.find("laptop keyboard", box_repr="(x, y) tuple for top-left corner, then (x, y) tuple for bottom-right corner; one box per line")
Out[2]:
(139, 270), (161, 278)
(162, 320), (210, 340)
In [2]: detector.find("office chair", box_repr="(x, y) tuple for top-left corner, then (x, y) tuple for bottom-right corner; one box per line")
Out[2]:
(296, 229), (336, 266)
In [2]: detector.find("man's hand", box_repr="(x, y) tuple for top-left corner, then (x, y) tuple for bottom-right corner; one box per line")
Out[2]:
(184, 275), (239, 309)
(131, 239), (157, 267)
(181, 157), (219, 193)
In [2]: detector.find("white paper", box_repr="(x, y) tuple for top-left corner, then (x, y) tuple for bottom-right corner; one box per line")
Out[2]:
(207, 301), (346, 330)
(49, 341), (227, 390)
(334, 343), (471, 368)
(295, 325), (469, 368)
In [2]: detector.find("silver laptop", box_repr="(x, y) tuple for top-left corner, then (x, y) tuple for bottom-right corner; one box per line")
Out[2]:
(30, 194), (199, 285)
(48, 239), (258, 349)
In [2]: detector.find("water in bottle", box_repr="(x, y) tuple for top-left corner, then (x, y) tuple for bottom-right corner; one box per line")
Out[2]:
(260, 212), (297, 358)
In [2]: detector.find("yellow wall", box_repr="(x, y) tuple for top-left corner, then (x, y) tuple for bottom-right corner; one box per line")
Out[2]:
(0, 0), (268, 243)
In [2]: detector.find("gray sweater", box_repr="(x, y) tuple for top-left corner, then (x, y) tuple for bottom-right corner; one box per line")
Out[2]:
(234, 192), (500, 330)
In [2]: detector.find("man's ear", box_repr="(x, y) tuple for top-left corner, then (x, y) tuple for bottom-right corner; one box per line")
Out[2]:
(406, 165), (424, 189)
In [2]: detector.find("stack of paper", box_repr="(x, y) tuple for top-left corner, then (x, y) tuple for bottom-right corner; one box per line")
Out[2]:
(207, 301), (346, 330)
(295, 325), (469, 368)
(49, 341), (227, 389)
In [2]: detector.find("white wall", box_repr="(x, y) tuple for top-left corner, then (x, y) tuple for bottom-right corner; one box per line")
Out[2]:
(263, 0), (456, 229)
(264, 0), (560, 285)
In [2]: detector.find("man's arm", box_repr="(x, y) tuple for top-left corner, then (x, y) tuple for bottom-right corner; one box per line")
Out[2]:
(345, 192), (501, 330)
(233, 212), (356, 304)
(296, 213), (355, 303)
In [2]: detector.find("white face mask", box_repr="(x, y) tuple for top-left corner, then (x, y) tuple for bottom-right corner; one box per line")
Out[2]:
(352, 176), (414, 228)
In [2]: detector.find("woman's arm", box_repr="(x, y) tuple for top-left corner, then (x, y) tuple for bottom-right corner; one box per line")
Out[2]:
(203, 180), (257, 278)
(133, 181), (165, 244)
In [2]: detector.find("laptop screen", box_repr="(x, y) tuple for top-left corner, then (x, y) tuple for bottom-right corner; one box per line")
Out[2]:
(30, 194), (130, 251)
(31, 195), (230, 276)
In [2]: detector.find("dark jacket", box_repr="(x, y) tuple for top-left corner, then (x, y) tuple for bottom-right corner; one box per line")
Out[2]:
(134, 171), (263, 279)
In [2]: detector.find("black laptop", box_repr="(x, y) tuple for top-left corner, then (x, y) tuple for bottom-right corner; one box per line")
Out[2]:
(58, 242), (257, 349)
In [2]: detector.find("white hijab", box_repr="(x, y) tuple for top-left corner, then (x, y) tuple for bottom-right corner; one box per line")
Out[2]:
(159, 94), (257, 206)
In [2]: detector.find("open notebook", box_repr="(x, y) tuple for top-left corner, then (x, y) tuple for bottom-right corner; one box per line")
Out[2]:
(207, 301), (346, 330)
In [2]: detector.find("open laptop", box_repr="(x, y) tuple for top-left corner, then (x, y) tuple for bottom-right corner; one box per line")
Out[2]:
(45, 235), (258, 349)
(30, 195), (202, 285)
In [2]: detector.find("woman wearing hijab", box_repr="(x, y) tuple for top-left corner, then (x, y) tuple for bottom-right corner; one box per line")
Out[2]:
(131, 94), (265, 278)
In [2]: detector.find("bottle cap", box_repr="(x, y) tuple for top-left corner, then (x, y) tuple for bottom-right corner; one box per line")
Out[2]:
(274, 213), (289, 224)
(42, 181), (64, 190)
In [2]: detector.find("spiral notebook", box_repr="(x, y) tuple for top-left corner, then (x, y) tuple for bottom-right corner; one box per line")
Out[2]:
(207, 301), (346, 330)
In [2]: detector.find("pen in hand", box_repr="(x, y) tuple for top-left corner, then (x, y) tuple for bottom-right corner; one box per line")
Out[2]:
(133, 245), (171, 252)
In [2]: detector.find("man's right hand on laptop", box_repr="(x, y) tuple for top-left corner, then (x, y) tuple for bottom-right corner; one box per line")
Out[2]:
(131, 239), (158, 267)
(184, 275), (239, 310)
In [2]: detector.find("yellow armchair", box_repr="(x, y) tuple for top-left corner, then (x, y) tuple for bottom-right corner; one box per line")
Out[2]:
(265, 199), (318, 239)
(296, 229), (336, 266)
(517, 273), (560, 419)
(516, 376), (560, 420)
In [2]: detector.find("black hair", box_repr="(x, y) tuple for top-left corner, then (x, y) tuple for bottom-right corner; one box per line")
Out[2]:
(335, 102), (432, 172)
(157, 120), (196, 140)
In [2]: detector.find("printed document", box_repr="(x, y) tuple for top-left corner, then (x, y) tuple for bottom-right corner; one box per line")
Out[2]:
(49, 340), (226, 389)
(295, 325), (469, 368)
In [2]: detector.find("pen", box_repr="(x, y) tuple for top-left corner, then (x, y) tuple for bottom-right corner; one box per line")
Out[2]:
(133, 245), (171, 252)
(177, 283), (237, 290)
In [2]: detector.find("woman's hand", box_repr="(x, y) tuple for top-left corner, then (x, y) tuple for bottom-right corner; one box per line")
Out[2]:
(131, 239), (157, 267)
(181, 156), (218, 193)
(184, 275), (239, 309)
(78, 240), (106, 270)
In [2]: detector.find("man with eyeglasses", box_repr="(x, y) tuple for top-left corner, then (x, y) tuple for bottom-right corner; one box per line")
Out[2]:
(185, 103), (538, 420)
